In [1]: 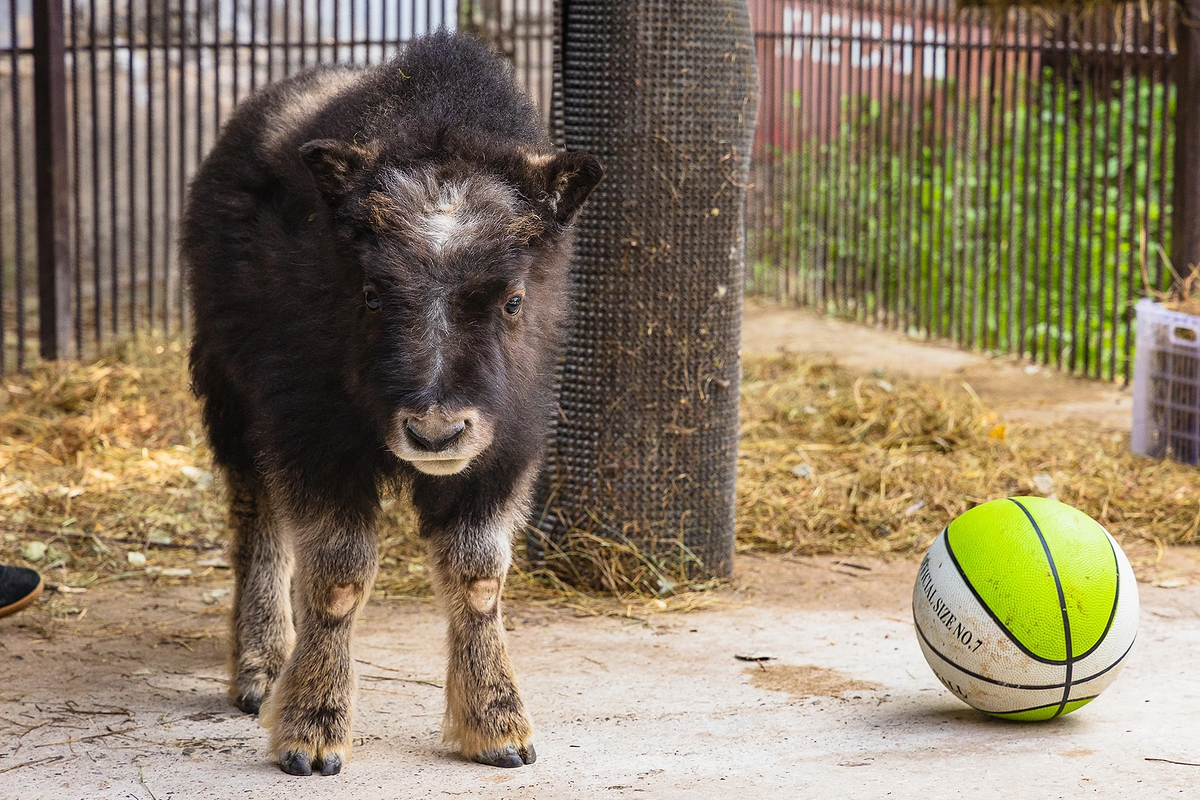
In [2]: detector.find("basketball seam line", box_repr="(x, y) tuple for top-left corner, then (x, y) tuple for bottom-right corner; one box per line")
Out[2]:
(1009, 498), (1073, 719)
(1073, 532), (1122, 663)
(915, 610), (1136, 690)
(943, 525), (1067, 666)
(991, 695), (1100, 718)
(913, 613), (1067, 690)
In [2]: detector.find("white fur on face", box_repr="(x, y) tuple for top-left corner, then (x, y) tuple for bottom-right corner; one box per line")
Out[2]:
(378, 169), (520, 262)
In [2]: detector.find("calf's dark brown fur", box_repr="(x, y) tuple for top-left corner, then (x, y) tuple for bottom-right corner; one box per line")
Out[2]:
(182, 32), (601, 776)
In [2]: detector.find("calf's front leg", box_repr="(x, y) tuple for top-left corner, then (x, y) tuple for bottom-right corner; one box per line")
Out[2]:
(259, 509), (377, 776)
(430, 497), (535, 768)
(226, 474), (294, 714)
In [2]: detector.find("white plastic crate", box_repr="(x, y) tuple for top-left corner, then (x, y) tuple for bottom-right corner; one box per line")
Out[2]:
(1132, 298), (1200, 464)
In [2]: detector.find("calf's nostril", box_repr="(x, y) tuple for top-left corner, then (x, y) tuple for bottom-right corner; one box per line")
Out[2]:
(405, 420), (466, 453)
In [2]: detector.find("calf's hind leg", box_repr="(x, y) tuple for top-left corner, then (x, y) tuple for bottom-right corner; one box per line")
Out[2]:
(261, 509), (378, 776)
(429, 495), (536, 768)
(227, 473), (294, 713)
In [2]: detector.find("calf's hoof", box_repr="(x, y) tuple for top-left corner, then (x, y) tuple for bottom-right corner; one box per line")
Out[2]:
(279, 749), (342, 776)
(234, 689), (264, 715)
(473, 742), (536, 768)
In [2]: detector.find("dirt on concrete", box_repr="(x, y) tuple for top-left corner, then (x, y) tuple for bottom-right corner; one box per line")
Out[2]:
(3, 549), (1200, 799)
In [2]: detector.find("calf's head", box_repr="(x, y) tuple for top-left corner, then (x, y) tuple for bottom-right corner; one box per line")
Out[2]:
(300, 138), (602, 476)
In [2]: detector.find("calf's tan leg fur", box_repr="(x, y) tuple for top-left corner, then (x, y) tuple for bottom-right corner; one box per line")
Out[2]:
(258, 510), (378, 776)
(430, 486), (536, 767)
(226, 473), (294, 714)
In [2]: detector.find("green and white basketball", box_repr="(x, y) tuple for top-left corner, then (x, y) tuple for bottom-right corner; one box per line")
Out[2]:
(912, 497), (1138, 721)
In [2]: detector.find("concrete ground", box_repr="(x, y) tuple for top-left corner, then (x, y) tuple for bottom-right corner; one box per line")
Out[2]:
(3, 305), (1198, 799)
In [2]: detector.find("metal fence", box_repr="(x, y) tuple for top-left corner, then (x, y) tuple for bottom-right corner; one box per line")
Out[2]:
(4, 1), (1197, 383)
(747, 0), (1186, 382)
(0, 0), (562, 373)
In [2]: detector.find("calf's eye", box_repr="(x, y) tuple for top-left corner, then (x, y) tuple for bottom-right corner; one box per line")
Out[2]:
(364, 286), (381, 311)
(504, 295), (523, 316)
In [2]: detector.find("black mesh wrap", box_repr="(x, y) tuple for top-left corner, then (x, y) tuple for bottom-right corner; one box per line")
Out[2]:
(530, 1), (758, 583)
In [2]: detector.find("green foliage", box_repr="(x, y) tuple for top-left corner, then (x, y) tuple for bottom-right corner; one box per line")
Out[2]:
(750, 70), (1175, 381)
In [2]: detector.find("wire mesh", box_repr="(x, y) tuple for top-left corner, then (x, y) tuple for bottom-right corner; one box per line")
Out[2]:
(529, 0), (758, 582)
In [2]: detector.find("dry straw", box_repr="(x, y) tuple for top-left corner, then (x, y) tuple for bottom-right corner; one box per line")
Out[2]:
(1, 339), (1197, 608)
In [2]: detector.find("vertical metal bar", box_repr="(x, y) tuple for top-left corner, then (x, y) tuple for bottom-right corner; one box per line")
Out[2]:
(1053, 31), (1070, 368)
(267, 0), (276, 82)
(933, 6), (956, 341)
(180, 0), (190, 331)
(1039, 38), (1057, 367)
(301, 0), (310, 69)
(984, 12), (1003, 352)
(991, 11), (1013, 354)
(148, 0), (157, 331)
(784, 5), (797, 303)
(877, 0), (898, 326)
(968, 9), (988, 351)
(1073, 11), (1097, 375)
(1016, 10), (1037, 360)
(1123, 12), (1145, 379)
(1091, 8), (1114, 380)
(845, 0), (863, 320)
(1155, 3), (1176, 297)
(785, 9), (801, 305)
(91, 0), (101, 345)
(1066, 9), (1083, 372)
(953, 5), (974, 346)
(910, 0), (928, 336)
(762, 13), (779, 302)
(862, 0), (883, 322)
(11, 0), (26, 366)
(1175, 0), (1200, 284)
(285, 0), (293, 76)
(128, 0), (137, 332)
(820, 3), (837, 312)
(109, 0), (118, 337)
(1144, 7), (1165, 294)
(34, 0), (74, 360)
(213, 0), (221, 131)
(1000, 10), (1021, 356)
(1109, 7), (1130, 380)
(251, 0), (258, 90)
(162, 0), (171, 331)
(232, 0), (240, 103)
(196, 0), (204, 163)
(334, 0), (341, 62)
(71, 0), (83, 354)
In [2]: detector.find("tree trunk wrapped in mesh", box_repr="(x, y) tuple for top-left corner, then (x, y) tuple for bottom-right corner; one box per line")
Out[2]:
(531, 0), (758, 589)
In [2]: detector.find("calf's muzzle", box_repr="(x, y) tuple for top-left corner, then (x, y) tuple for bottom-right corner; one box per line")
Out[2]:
(388, 406), (494, 476)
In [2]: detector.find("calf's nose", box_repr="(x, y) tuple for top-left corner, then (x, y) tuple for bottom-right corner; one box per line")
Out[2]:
(405, 418), (467, 453)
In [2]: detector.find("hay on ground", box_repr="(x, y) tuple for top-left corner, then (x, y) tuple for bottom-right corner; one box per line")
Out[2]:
(1, 340), (1197, 611)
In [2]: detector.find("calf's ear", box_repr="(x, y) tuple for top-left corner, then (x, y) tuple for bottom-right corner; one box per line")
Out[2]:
(300, 139), (374, 203)
(538, 151), (604, 226)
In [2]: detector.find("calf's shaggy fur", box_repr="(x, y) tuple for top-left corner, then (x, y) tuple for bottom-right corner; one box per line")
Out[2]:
(182, 32), (602, 776)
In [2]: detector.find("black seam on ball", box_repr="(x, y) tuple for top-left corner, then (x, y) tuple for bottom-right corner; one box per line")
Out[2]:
(1073, 532), (1121, 663)
(1009, 498), (1073, 718)
(914, 614), (1068, 691)
(1071, 636), (1136, 685)
(944, 524), (1066, 665)
(989, 695), (1099, 719)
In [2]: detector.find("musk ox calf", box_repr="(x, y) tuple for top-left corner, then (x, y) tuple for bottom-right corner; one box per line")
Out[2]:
(182, 32), (601, 776)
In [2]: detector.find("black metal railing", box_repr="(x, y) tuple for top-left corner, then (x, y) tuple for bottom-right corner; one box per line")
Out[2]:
(5, 1), (1198, 385)
(1, 0), (565, 373)
(747, 0), (1188, 383)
